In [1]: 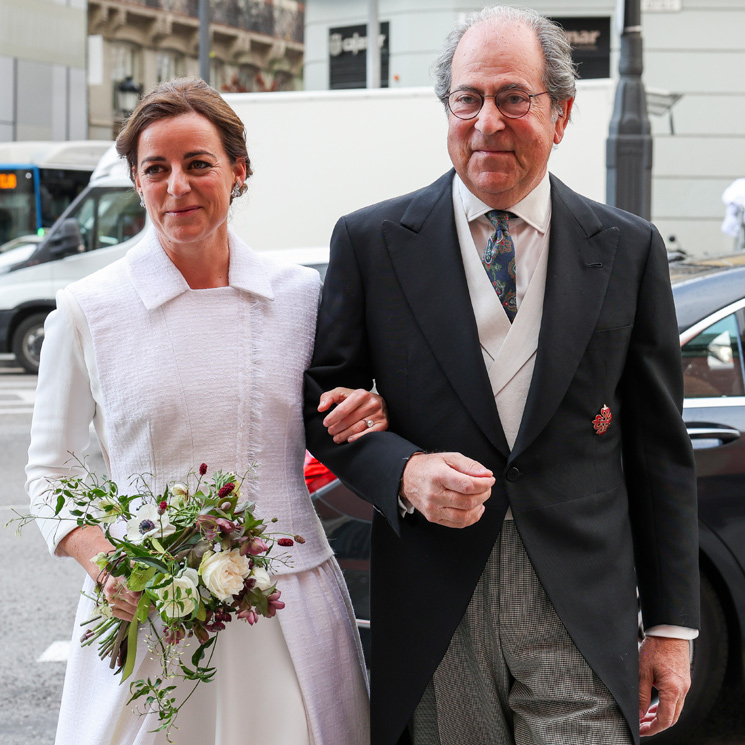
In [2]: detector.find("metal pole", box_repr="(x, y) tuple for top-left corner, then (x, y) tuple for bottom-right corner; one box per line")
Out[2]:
(606, 0), (652, 220)
(199, 0), (210, 84)
(367, 0), (380, 89)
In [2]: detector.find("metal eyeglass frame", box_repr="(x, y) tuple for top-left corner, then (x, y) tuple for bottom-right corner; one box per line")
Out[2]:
(443, 89), (550, 120)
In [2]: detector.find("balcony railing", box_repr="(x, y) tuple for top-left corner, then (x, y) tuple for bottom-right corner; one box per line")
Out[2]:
(120, 0), (305, 43)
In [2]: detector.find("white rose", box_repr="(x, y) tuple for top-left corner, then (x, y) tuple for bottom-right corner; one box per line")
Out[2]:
(199, 548), (251, 602)
(153, 568), (200, 619)
(251, 566), (273, 592)
(125, 504), (176, 545)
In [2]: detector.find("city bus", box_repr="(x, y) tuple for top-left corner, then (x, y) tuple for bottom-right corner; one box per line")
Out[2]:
(0, 141), (112, 246)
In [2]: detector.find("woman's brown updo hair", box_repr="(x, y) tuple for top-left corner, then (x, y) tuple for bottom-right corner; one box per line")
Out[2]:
(116, 77), (252, 197)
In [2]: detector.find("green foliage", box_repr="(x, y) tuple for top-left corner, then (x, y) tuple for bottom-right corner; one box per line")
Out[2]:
(9, 457), (300, 740)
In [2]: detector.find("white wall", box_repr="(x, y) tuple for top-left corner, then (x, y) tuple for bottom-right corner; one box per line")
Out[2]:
(222, 81), (613, 251)
(304, 0), (745, 258)
(0, 0), (88, 141)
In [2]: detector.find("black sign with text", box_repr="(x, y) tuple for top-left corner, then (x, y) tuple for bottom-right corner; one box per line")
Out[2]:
(550, 16), (611, 79)
(329, 22), (390, 90)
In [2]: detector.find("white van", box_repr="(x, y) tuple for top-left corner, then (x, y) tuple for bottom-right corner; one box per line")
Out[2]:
(0, 149), (146, 372)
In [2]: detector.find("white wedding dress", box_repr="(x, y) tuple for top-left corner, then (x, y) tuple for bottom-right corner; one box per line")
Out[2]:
(26, 228), (370, 745)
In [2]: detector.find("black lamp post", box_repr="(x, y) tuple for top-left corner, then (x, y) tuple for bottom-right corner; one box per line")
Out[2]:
(606, 0), (652, 220)
(199, 0), (210, 83)
(116, 76), (142, 117)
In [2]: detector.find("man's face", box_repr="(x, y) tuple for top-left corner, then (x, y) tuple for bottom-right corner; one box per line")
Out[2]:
(447, 21), (573, 209)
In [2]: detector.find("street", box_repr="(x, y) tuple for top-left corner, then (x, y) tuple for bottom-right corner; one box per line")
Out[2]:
(1, 360), (744, 745)
(0, 359), (99, 745)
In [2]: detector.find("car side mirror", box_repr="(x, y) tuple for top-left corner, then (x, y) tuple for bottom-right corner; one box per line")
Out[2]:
(48, 219), (84, 257)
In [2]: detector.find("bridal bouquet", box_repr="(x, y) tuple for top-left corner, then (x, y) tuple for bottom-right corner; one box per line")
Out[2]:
(12, 460), (301, 738)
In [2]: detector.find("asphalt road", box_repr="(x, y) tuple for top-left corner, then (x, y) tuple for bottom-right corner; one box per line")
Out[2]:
(0, 360), (100, 745)
(0, 358), (744, 744)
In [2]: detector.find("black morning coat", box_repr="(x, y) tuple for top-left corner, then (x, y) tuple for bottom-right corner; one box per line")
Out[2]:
(303, 171), (699, 745)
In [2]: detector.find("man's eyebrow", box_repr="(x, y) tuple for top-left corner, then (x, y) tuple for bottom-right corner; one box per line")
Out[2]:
(452, 83), (526, 93)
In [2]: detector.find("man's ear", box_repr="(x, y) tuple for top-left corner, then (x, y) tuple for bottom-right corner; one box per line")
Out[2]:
(553, 97), (575, 145)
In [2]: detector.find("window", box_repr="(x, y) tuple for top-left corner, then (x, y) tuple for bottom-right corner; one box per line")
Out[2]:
(68, 188), (146, 253)
(110, 42), (139, 83)
(682, 313), (745, 398)
(156, 50), (186, 83)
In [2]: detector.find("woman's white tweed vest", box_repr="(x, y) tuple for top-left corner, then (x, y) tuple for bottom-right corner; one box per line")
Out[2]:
(67, 229), (333, 574)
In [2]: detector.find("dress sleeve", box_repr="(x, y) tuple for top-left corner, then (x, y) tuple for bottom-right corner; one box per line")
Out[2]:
(25, 289), (98, 556)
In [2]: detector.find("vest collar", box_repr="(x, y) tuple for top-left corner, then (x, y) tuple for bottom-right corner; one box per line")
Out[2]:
(127, 227), (274, 310)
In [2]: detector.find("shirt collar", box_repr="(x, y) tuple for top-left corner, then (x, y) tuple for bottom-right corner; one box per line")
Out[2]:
(455, 171), (551, 233)
(127, 227), (274, 310)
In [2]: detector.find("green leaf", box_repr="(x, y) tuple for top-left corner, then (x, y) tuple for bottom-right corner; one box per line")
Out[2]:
(191, 635), (216, 668)
(150, 537), (166, 555)
(136, 597), (150, 623)
(127, 566), (156, 592)
(54, 494), (65, 515)
(130, 555), (169, 573)
(121, 594), (148, 683)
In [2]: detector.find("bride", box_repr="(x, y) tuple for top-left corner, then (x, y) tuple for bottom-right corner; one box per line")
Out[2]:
(26, 77), (385, 745)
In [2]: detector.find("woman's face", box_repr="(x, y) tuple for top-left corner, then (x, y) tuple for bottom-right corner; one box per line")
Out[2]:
(134, 112), (246, 253)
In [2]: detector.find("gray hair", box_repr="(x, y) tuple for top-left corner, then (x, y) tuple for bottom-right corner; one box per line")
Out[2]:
(432, 6), (577, 118)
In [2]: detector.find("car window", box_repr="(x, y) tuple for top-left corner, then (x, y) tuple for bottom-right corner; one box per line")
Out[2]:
(682, 313), (745, 398)
(95, 189), (145, 248)
(66, 188), (146, 253)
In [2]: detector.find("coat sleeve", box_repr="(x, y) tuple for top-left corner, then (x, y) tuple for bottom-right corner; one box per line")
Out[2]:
(303, 216), (421, 535)
(25, 290), (99, 556)
(621, 224), (700, 631)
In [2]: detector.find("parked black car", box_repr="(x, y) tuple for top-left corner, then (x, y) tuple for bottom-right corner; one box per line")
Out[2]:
(307, 253), (745, 740)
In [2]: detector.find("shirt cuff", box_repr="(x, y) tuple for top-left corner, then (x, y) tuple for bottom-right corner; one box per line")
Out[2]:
(644, 624), (699, 640)
(398, 494), (415, 517)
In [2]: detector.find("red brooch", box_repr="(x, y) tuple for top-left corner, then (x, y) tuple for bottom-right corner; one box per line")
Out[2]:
(593, 404), (612, 435)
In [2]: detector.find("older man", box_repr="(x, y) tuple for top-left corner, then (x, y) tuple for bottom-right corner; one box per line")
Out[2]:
(304, 6), (699, 745)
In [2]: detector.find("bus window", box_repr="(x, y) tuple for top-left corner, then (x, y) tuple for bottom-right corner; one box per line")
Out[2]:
(0, 169), (37, 245)
(0, 140), (112, 246)
(38, 169), (92, 229)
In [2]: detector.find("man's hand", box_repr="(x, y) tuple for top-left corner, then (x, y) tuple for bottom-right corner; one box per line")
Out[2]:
(400, 452), (494, 528)
(638, 636), (691, 737)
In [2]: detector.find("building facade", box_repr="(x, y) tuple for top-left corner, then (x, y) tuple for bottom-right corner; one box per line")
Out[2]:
(304, 0), (745, 258)
(0, 0), (89, 142)
(88, 0), (305, 139)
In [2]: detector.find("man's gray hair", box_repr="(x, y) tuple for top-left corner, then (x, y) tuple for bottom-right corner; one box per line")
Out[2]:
(432, 6), (577, 117)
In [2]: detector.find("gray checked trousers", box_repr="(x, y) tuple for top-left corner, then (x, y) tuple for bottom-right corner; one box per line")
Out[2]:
(410, 520), (633, 745)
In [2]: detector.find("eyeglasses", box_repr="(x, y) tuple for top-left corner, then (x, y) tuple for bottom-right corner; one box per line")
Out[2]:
(444, 89), (549, 120)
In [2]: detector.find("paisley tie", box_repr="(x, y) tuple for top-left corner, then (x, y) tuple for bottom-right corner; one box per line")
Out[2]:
(483, 210), (517, 322)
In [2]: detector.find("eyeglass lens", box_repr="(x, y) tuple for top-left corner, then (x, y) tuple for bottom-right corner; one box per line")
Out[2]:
(448, 90), (533, 120)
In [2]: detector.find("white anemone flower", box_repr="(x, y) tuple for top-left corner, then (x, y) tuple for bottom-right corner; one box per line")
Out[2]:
(125, 504), (176, 545)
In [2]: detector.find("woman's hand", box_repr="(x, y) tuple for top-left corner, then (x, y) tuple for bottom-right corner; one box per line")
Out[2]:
(319, 387), (389, 444)
(57, 526), (142, 622)
(99, 572), (142, 622)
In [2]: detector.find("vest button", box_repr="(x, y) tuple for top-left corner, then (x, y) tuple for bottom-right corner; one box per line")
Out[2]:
(506, 467), (521, 482)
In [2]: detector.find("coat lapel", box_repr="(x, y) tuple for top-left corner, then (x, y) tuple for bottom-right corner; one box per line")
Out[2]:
(383, 171), (510, 457)
(510, 176), (621, 460)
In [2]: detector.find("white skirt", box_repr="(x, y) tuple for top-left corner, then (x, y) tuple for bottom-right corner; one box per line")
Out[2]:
(54, 558), (369, 745)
